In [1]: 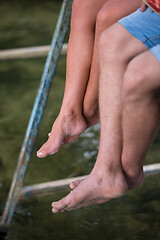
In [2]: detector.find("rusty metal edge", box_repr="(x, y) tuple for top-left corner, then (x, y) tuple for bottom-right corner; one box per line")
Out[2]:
(0, 0), (73, 226)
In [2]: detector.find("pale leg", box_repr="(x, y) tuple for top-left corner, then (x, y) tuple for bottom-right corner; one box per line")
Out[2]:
(69, 51), (160, 207)
(51, 24), (149, 212)
(122, 50), (160, 188)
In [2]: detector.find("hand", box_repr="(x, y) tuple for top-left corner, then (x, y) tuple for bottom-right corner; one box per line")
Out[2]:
(141, 1), (148, 12)
(140, 0), (160, 14)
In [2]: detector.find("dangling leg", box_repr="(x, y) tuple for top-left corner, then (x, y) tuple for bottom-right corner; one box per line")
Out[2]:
(37, 0), (141, 157)
(121, 49), (160, 189)
(37, 0), (109, 157)
(68, 47), (160, 210)
(83, 0), (141, 126)
(64, 0), (141, 144)
(51, 24), (149, 212)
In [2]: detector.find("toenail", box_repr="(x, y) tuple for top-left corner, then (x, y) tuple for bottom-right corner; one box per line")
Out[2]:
(52, 208), (59, 213)
(37, 152), (43, 156)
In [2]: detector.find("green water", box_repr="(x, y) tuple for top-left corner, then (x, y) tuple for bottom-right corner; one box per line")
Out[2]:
(0, 1), (160, 239)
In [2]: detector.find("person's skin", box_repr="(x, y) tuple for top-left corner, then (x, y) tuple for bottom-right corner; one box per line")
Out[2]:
(83, 0), (142, 124)
(37, 0), (141, 158)
(141, 1), (148, 11)
(51, 22), (160, 212)
(121, 50), (160, 187)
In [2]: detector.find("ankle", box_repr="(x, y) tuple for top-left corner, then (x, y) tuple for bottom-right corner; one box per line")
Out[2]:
(124, 168), (144, 190)
(91, 168), (128, 200)
(60, 105), (82, 119)
(83, 102), (99, 124)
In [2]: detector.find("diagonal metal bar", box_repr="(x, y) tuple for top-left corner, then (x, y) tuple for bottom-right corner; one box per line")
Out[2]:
(0, 0), (73, 225)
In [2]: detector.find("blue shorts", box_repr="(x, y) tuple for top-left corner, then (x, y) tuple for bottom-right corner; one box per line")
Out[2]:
(119, 8), (160, 62)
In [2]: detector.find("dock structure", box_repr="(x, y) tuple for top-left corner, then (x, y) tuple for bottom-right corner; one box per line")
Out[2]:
(0, 0), (160, 227)
(0, 44), (68, 60)
(19, 164), (160, 198)
(0, 0), (73, 226)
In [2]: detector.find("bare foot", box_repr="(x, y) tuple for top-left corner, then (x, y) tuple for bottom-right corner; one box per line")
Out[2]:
(37, 104), (100, 157)
(69, 170), (144, 191)
(51, 169), (128, 213)
(37, 111), (87, 158)
(63, 109), (99, 144)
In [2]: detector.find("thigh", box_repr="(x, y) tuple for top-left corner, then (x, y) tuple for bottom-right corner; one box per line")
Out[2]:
(99, 0), (141, 21)
(119, 8), (160, 50)
(100, 22), (148, 63)
(71, 0), (109, 26)
(126, 48), (160, 94)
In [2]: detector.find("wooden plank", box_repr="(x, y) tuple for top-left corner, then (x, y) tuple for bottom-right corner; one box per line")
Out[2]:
(143, 163), (160, 176)
(0, 44), (67, 60)
(20, 175), (87, 198)
(19, 163), (160, 199)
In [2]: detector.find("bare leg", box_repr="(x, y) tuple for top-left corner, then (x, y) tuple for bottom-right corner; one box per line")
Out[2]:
(37, 0), (141, 157)
(70, 53), (160, 196)
(83, 0), (141, 125)
(122, 50), (160, 188)
(63, 0), (141, 144)
(70, 50), (160, 191)
(37, 0), (108, 157)
(51, 24), (151, 212)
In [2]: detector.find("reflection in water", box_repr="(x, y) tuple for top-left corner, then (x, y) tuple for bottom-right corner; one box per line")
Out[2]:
(0, 1), (160, 240)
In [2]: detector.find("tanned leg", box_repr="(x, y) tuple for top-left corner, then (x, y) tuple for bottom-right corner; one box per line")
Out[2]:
(37, 0), (141, 157)
(51, 24), (149, 212)
(37, 0), (109, 157)
(62, 0), (141, 144)
(83, 0), (141, 126)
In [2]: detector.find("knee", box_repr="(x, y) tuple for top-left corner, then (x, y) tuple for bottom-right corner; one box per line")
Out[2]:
(71, 0), (84, 27)
(122, 61), (146, 104)
(99, 25), (125, 63)
(71, 0), (95, 29)
(71, 0), (85, 16)
(96, 7), (113, 32)
(99, 28), (116, 58)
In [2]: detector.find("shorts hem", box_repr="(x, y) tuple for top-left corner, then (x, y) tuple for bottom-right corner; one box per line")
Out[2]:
(118, 18), (154, 49)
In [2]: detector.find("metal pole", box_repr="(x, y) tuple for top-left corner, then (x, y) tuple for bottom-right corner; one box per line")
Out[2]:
(0, 0), (73, 225)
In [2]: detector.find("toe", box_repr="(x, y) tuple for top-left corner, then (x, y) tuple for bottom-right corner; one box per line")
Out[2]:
(37, 143), (49, 158)
(52, 193), (72, 212)
(52, 188), (85, 212)
(69, 182), (77, 189)
(37, 131), (64, 158)
(37, 141), (54, 158)
(52, 208), (59, 213)
(69, 180), (82, 189)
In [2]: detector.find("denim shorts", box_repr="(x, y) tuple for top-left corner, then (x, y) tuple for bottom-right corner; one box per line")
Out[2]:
(119, 8), (160, 62)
